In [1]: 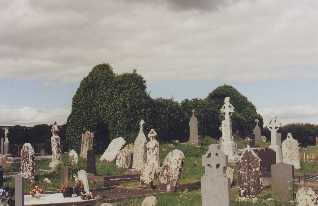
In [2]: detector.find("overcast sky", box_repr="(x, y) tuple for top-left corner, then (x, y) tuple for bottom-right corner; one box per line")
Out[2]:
(0, 0), (318, 126)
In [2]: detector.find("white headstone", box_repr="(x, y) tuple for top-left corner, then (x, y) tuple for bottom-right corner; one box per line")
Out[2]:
(201, 144), (230, 206)
(219, 97), (238, 162)
(296, 187), (318, 206)
(100, 137), (126, 162)
(80, 131), (94, 159)
(141, 129), (160, 185)
(282, 133), (300, 169)
(267, 117), (283, 163)
(77, 170), (90, 193)
(68, 149), (79, 166)
(159, 149), (185, 191)
(20, 143), (35, 180)
(132, 120), (147, 171)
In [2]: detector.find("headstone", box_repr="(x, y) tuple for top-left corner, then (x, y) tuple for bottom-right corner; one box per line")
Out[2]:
(20, 143), (35, 180)
(87, 149), (96, 174)
(68, 149), (79, 167)
(296, 187), (318, 206)
(80, 131), (94, 159)
(50, 122), (62, 170)
(142, 196), (158, 206)
(201, 144), (230, 206)
(141, 129), (160, 185)
(219, 97), (238, 162)
(100, 137), (126, 162)
(253, 119), (262, 141)
(282, 133), (300, 169)
(116, 145), (133, 169)
(4, 128), (9, 155)
(253, 148), (276, 179)
(267, 117), (283, 163)
(271, 163), (294, 203)
(189, 110), (199, 145)
(132, 120), (147, 171)
(15, 175), (24, 206)
(238, 147), (262, 198)
(159, 149), (185, 191)
(77, 170), (90, 193)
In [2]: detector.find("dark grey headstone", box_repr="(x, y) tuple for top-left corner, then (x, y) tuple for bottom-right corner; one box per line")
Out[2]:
(253, 148), (276, 177)
(271, 163), (294, 202)
(87, 149), (96, 174)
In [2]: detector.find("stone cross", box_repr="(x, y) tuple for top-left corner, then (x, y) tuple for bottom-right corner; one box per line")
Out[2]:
(201, 144), (230, 206)
(267, 117), (283, 163)
(219, 97), (238, 162)
(253, 119), (262, 141)
(132, 120), (147, 171)
(189, 110), (199, 145)
(15, 175), (24, 206)
(282, 133), (300, 169)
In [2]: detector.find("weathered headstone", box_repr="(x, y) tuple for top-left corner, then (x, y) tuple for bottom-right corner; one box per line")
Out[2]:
(132, 120), (147, 171)
(116, 145), (133, 169)
(142, 196), (158, 206)
(271, 163), (294, 203)
(159, 149), (185, 191)
(238, 147), (262, 198)
(20, 143), (35, 180)
(68, 149), (79, 166)
(201, 144), (230, 206)
(77, 170), (90, 193)
(3, 128), (9, 155)
(282, 133), (300, 169)
(100, 137), (126, 162)
(219, 97), (238, 162)
(189, 110), (199, 145)
(15, 175), (24, 206)
(253, 119), (262, 141)
(50, 122), (62, 170)
(141, 129), (160, 185)
(267, 117), (283, 163)
(253, 148), (276, 186)
(80, 131), (94, 159)
(296, 187), (318, 206)
(87, 149), (96, 174)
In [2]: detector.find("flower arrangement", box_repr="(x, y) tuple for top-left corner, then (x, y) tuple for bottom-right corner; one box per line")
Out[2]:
(30, 185), (44, 198)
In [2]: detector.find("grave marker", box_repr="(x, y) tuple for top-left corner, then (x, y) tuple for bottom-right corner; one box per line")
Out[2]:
(271, 163), (294, 203)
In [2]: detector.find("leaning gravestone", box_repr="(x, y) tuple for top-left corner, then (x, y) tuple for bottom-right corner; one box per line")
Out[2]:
(238, 147), (262, 198)
(159, 149), (185, 191)
(282, 133), (300, 169)
(271, 163), (294, 203)
(296, 187), (318, 206)
(100, 137), (126, 162)
(188, 110), (199, 145)
(49, 122), (62, 170)
(80, 131), (94, 159)
(116, 145), (133, 169)
(201, 144), (230, 206)
(267, 117), (283, 163)
(141, 129), (160, 185)
(132, 120), (147, 171)
(87, 149), (96, 174)
(20, 143), (35, 180)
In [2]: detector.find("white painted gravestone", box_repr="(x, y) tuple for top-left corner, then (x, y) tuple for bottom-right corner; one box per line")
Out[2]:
(20, 143), (35, 180)
(141, 129), (160, 185)
(50, 122), (62, 170)
(159, 149), (185, 191)
(219, 97), (238, 162)
(201, 144), (230, 206)
(267, 117), (283, 163)
(282, 133), (300, 169)
(100, 137), (126, 162)
(132, 120), (147, 171)
(296, 187), (318, 206)
(189, 110), (199, 145)
(80, 131), (94, 159)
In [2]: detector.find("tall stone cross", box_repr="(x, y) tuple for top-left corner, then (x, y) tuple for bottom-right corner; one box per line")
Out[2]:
(220, 97), (234, 143)
(268, 117), (282, 147)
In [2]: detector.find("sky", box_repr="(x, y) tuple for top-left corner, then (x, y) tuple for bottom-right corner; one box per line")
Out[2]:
(0, 0), (318, 126)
